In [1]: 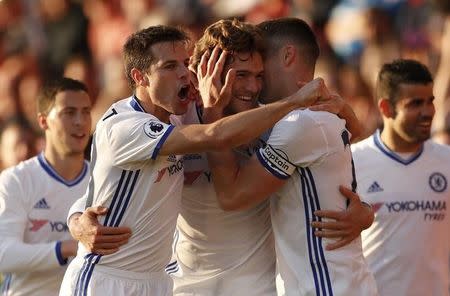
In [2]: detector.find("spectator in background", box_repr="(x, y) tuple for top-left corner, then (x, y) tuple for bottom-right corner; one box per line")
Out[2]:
(38, 0), (89, 77)
(0, 117), (36, 170)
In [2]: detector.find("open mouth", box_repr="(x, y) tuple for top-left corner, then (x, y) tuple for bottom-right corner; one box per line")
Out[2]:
(234, 95), (254, 102)
(178, 85), (190, 102)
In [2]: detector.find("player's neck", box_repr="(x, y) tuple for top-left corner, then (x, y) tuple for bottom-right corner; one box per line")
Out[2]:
(135, 90), (171, 123)
(43, 147), (85, 181)
(380, 128), (423, 154)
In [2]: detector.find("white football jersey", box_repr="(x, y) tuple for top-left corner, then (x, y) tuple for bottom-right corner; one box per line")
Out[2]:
(172, 102), (276, 295)
(0, 153), (89, 296)
(73, 96), (184, 274)
(353, 131), (450, 296)
(258, 109), (377, 296)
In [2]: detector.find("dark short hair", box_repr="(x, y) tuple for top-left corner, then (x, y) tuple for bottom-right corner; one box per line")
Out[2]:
(123, 25), (190, 89)
(376, 59), (433, 105)
(258, 18), (319, 67)
(191, 19), (265, 71)
(38, 77), (88, 115)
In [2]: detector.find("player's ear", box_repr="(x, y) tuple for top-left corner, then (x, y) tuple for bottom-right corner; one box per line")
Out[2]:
(131, 68), (150, 87)
(282, 44), (296, 67)
(378, 98), (394, 118)
(37, 113), (48, 130)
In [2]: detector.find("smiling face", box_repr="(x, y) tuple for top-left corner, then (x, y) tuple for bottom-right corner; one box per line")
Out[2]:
(386, 82), (435, 149)
(223, 51), (264, 115)
(42, 90), (92, 156)
(145, 41), (191, 118)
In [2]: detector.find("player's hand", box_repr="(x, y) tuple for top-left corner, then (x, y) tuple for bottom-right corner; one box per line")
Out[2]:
(68, 206), (132, 255)
(311, 186), (374, 251)
(60, 239), (78, 259)
(309, 93), (345, 115)
(197, 46), (236, 112)
(291, 77), (330, 108)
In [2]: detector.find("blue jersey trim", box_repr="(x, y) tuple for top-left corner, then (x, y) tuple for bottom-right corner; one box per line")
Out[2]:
(74, 253), (102, 296)
(299, 167), (334, 296)
(38, 153), (88, 187)
(373, 130), (423, 165)
(256, 149), (290, 180)
(151, 125), (175, 160)
(1, 273), (11, 296)
(103, 170), (140, 227)
(55, 241), (68, 266)
(130, 95), (145, 112)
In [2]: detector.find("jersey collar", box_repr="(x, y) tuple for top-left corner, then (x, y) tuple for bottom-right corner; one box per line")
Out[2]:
(373, 129), (423, 165)
(130, 95), (145, 112)
(38, 152), (88, 187)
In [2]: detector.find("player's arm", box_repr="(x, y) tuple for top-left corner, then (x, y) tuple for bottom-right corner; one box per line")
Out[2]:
(67, 195), (131, 255)
(0, 173), (76, 273)
(160, 77), (329, 156)
(310, 93), (363, 142)
(207, 150), (287, 211)
(207, 111), (325, 210)
(311, 186), (374, 251)
(160, 47), (330, 156)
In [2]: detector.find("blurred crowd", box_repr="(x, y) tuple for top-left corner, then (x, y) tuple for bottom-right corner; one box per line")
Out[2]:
(0, 0), (449, 171)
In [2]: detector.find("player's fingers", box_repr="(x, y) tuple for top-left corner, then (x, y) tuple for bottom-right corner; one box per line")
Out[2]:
(93, 233), (131, 244)
(198, 51), (209, 78)
(314, 210), (343, 220)
(314, 230), (349, 238)
(207, 47), (220, 76)
(222, 69), (236, 94)
(96, 226), (132, 236)
(309, 102), (337, 112)
(85, 206), (108, 216)
(311, 220), (348, 230)
(212, 50), (228, 79)
(93, 240), (129, 250)
(92, 248), (120, 256)
(339, 185), (360, 203)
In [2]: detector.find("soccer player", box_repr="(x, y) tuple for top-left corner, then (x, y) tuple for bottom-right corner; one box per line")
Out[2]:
(173, 19), (277, 296)
(59, 25), (331, 296)
(204, 18), (378, 295)
(0, 78), (92, 296)
(66, 19), (374, 296)
(352, 59), (450, 296)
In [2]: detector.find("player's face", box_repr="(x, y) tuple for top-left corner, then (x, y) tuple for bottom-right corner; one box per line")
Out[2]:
(389, 83), (435, 147)
(45, 90), (92, 156)
(145, 41), (191, 117)
(223, 52), (264, 114)
(260, 50), (285, 104)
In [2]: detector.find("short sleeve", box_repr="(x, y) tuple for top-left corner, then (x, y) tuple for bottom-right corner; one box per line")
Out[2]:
(105, 113), (174, 166)
(256, 110), (329, 179)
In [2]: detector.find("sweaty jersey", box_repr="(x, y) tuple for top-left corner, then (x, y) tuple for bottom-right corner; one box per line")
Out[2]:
(353, 131), (450, 296)
(73, 96), (184, 273)
(173, 102), (276, 295)
(0, 153), (89, 296)
(258, 109), (377, 296)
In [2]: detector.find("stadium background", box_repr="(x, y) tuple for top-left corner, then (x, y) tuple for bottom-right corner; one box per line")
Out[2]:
(0, 0), (449, 286)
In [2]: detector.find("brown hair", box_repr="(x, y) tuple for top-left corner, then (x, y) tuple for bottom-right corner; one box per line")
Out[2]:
(123, 25), (190, 89)
(38, 77), (88, 115)
(191, 19), (265, 71)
